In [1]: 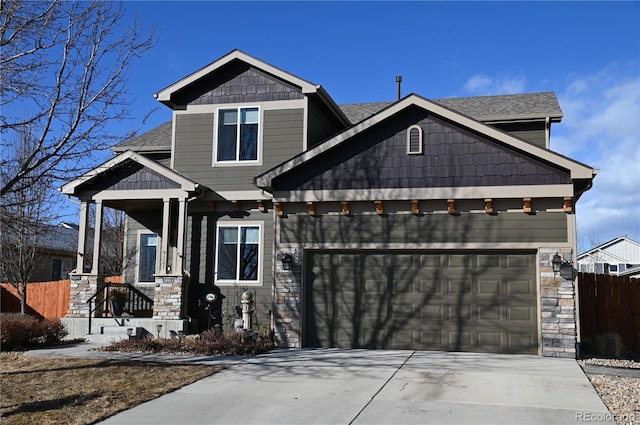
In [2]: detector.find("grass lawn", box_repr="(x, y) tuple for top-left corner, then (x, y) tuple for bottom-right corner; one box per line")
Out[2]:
(0, 353), (225, 425)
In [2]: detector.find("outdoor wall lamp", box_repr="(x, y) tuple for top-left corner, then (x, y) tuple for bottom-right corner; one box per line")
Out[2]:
(552, 252), (577, 281)
(126, 328), (133, 340)
(281, 253), (293, 270)
(156, 324), (163, 338)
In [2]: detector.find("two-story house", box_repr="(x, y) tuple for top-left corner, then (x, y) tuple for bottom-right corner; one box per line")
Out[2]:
(61, 49), (596, 357)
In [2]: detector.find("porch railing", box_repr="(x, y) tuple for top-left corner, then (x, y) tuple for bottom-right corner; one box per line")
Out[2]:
(87, 282), (154, 334)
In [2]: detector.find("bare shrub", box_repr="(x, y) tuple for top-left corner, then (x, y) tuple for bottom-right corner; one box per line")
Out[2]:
(593, 333), (625, 359)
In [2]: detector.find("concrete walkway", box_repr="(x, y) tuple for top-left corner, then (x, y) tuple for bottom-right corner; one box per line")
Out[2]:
(26, 344), (613, 424)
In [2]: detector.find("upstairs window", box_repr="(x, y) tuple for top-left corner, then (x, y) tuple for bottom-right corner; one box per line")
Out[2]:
(216, 107), (259, 163)
(407, 125), (423, 154)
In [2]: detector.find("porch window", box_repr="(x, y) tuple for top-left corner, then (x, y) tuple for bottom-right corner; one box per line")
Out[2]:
(215, 224), (261, 283)
(216, 107), (259, 163)
(138, 233), (158, 282)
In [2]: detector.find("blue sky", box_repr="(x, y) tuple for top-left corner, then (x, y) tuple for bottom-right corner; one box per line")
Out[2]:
(100, 1), (639, 248)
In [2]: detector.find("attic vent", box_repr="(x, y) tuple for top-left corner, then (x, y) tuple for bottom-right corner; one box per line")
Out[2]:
(407, 125), (423, 154)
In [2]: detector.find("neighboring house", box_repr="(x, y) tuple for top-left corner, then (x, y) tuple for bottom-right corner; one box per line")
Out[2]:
(61, 49), (597, 357)
(1, 222), (77, 283)
(35, 223), (78, 282)
(578, 236), (640, 277)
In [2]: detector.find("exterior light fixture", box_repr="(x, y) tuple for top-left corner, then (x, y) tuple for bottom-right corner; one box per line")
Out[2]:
(281, 253), (293, 270)
(156, 323), (163, 338)
(126, 328), (133, 340)
(551, 252), (577, 281)
(552, 253), (563, 275)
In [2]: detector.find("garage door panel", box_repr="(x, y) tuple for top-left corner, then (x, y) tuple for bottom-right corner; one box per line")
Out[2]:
(304, 251), (538, 354)
(477, 332), (502, 348)
(507, 306), (535, 322)
(507, 280), (534, 295)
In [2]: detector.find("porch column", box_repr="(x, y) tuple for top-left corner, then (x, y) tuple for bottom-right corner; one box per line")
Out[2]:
(76, 201), (89, 273)
(160, 198), (170, 274)
(174, 198), (187, 274)
(91, 200), (103, 274)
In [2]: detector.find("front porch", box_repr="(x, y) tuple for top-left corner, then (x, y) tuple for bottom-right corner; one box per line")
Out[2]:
(60, 151), (201, 340)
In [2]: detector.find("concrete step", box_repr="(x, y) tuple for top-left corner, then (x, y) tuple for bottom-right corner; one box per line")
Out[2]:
(84, 325), (136, 344)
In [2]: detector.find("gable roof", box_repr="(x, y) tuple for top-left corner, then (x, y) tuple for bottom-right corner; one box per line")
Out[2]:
(578, 236), (640, 261)
(153, 49), (350, 126)
(60, 150), (200, 196)
(340, 92), (563, 124)
(255, 93), (595, 192)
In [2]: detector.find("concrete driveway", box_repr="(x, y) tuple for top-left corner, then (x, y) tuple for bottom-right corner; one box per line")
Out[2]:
(95, 348), (613, 425)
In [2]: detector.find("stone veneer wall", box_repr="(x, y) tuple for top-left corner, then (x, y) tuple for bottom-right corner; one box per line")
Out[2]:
(539, 247), (577, 358)
(273, 253), (302, 348)
(153, 275), (185, 320)
(67, 274), (100, 317)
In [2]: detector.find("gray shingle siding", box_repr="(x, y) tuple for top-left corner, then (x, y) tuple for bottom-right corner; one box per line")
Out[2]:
(89, 160), (180, 191)
(274, 108), (569, 192)
(174, 62), (304, 106)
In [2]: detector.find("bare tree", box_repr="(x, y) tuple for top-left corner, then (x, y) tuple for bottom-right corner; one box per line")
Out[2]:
(0, 0), (157, 197)
(0, 125), (61, 314)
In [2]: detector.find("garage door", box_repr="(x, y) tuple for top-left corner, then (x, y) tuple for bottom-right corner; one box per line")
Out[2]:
(304, 250), (538, 354)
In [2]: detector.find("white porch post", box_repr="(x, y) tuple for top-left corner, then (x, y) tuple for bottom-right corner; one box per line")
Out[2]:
(91, 200), (103, 274)
(76, 201), (89, 273)
(160, 198), (171, 274)
(174, 198), (187, 274)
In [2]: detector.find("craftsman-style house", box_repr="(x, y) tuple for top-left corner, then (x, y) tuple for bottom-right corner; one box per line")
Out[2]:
(61, 49), (596, 357)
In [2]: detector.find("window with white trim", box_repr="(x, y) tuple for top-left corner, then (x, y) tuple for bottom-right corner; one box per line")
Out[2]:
(407, 125), (423, 154)
(138, 233), (158, 282)
(215, 224), (261, 283)
(216, 107), (259, 163)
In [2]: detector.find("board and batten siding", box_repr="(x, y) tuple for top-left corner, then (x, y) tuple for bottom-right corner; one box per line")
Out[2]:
(185, 208), (274, 331)
(173, 109), (304, 192)
(279, 211), (568, 247)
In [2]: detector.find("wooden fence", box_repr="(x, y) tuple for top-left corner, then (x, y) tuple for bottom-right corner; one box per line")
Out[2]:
(1, 280), (70, 319)
(577, 272), (640, 352)
(1, 276), (123, 319)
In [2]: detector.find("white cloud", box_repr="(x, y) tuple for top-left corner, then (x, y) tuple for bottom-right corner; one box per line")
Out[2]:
(554, 71), (640, 246)
(459, 67), (640, 247)
(462, 74), (526, 95)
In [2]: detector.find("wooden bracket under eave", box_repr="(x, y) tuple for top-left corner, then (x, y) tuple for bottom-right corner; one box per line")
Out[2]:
(341, 201), (350, 216)
(257, 201), (266, 213)
(207, 201), (216, 211)
(375, 200), (384, 215)
(563, 197), (573, 213)
(231, 200), (241, 212)
(411, 200), (420, 215)
(484, 198), (494, 214)
(447, 199), (456, 214)
(523, 198), (532, 213)
(274, 202), (283, 217)
(306, 201), (316, 216)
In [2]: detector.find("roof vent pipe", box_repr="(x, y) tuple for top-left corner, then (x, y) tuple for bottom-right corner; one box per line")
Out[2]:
(396, 76), (402, 100)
